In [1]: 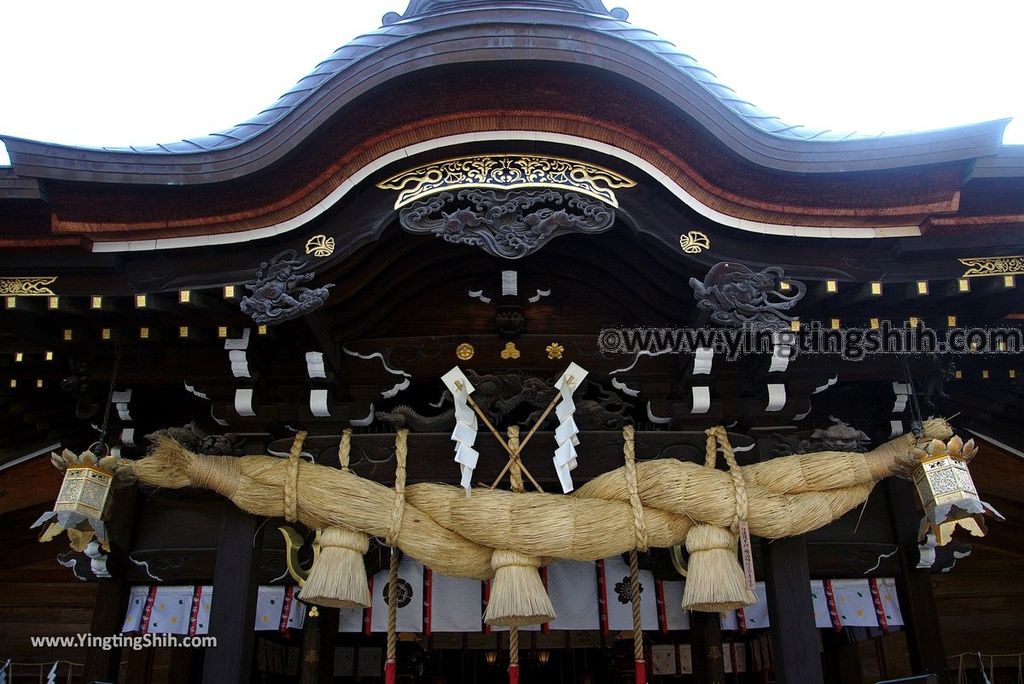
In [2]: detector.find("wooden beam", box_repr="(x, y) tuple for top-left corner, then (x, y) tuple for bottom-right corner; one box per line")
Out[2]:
(884, 478), (951, 684)
(202, 505), (263, 684)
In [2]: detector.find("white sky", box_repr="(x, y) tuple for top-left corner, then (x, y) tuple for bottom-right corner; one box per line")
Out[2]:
(2, 1), (1022, 166)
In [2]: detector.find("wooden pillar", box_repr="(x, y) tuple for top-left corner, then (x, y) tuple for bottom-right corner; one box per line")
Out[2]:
(300, 611), (321, 684)
(690, 611), (725, 684)
(755, 434), (824, 684)
(884, 479), (951, 684)
(763, 535), (824, 684)
(122, 644), (153, 684)
(202, 505), (263, 684)
(317, 607), (339, 684)
(83, 487), (138, 683)
(820, 630), (863, 684)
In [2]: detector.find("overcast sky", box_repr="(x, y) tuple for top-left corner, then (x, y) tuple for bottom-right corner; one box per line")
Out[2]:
(2, 1), (1022, 165)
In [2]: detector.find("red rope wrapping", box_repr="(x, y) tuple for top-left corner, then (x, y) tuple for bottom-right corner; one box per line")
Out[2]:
(188, 586), (202, 637)
(868, 578), (889, 634)
(823, 579), (842, 632)
(140, 587), (158, 635)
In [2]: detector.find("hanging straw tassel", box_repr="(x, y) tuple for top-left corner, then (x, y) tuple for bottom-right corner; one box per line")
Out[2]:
(681, 427), (757, 612)
(623, 426), (649, 684)
(299, 430), (372, 609)
(484, 427), (557, 629)
(384, 429), (408, 684)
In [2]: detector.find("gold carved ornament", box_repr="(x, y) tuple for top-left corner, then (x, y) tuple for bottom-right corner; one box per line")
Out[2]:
(959, 255), (1024, 278)
(500, 342), (521, 360)
(377, 154), (636, 209)
(0, 276), (57, 296)
(679, 231), (710, 254)
(546, 342), (564, 360)
(305, 235), (335, 258)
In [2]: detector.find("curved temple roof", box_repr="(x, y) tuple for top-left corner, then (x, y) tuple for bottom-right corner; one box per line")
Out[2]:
(0, 0), (1009, 184)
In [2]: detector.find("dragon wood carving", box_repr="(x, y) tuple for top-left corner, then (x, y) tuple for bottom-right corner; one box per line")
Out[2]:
(689, 263), (805, 330)
(398, 189), (616, 259)
(239, 249), (332, 325)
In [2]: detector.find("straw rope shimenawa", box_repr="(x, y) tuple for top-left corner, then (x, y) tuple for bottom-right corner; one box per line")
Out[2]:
(122, 419), (953, 620)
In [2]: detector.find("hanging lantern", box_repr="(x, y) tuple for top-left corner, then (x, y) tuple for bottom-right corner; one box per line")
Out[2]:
(32, 448), (133, 552)
(911, 436), (1002, 546)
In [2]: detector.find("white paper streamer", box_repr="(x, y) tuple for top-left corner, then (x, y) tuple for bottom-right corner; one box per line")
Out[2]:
(442, 367), (479, 495)
(693, 347), (714, 375)
(552, 363), (588, 493)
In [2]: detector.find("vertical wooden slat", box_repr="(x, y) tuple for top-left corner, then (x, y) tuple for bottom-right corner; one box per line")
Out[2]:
(202, 505), (263, 684)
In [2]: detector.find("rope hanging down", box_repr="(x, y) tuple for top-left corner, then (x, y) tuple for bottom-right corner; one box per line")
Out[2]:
(623, 426), (648, 684)
(385, 429), (408, 684)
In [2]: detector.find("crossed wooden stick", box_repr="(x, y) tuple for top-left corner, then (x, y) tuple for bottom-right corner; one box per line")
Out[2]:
(454, 374), (577, 492)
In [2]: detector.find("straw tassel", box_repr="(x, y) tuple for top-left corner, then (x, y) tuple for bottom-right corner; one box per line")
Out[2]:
(483, 427), (556, 627)
(681, 427), (757, 612)
(298, 430), (372, 609)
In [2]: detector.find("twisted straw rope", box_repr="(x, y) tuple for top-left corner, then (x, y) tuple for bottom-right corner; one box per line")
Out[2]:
(387, 430), (408, 667)
(387, 430), (408, 546)
(507, 426), (523, 669)
(508, 426), (524, 495)
(622, 425), (648, 553)
(284, 431), (307, 523)
(129, 421), (950, 581)
(623, 426), (647, 670)
(509, 626), (519, 673)
(704, 426), (748, 534)
(338, 429), (352, 472)
(628, 549), (644, 665)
